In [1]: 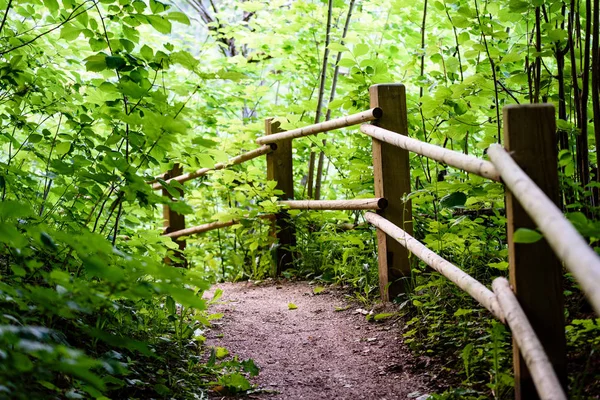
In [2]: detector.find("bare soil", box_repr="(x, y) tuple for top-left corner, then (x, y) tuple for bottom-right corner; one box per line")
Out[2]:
(205, 280), (432, 400)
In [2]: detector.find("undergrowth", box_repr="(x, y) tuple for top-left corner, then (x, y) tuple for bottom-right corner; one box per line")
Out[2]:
(270, 178), (600, 399)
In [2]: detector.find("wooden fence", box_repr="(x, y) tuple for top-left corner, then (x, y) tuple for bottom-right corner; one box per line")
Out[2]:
(152, 83), (600, 400)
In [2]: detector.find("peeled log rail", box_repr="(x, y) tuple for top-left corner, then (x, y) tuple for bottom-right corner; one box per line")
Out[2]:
(256, 108), (382, 145)
(280, 198), (387, 210)
(151, 145), (274, 190)
(488, 144), (600, 315)
(164, 220), (237, 238)
(364, 212), (505, 322)
(492, 278), (567, 400)
(164, 214), (275, 239)
(360, 125), (501, 182)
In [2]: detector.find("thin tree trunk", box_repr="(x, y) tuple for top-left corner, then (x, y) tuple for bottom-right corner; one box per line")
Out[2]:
(315, 0), (355, 200)
(475, 0), (502, 143)
(592, 0), (600, 205)
(534, 6), (542, 103)
(307, 0), (333, 199)
(569, 0), (584, 184)
(581, 0), (592, 208)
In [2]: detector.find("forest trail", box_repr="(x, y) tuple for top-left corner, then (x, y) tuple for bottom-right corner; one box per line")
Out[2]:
(205, 281), (432, 400)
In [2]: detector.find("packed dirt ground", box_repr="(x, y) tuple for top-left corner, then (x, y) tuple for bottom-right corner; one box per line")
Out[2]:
(205, 280), (433, 400)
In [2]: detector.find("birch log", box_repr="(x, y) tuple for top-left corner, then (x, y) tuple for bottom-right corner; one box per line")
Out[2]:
(365, 212), (505, 322)
(165, 214), (275, 239)
(280, 198), (387, 210)
(488, 144), (600, 315)
(152, 145), (274, 190)
(360, 124), (501, 181)
(164, 220), (237, 238)
(492, 278), (567, 400)
(256, 108), (382, 144)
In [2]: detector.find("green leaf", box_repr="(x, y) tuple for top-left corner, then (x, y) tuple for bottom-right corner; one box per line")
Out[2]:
(40, 232), (58, 250)
(374, 313), (394, 321)
(165, 296), (176, 315)
(43, 0), (60, 13)
(353, 43), (369, 57)
(288, 302), (298, 310)
(149, 0), (167, 13)
(241, 359), (259, 377)
(328, 43), (348, 52)
(146, 15), (172, 34)
(0, 201), (34, 218)
(454, 308), (474, 317)
(154, 384), (170, 395)
(171, 51), (199, 70)
(218, 372), (251, 392)
(488, 261), (509, 270)
(209, 288), (223, 304)
(313, 286), (325, 294)
(28, 134), (43, 143)
(140, 44), (154, 60)
(513, 228), (543, 244)
(55, 142), (71, 156)
(337, 57), (356, 68)
(440, 192), (467, 208)
(215, 346), (229, 359)
(192, 137), (218, 148)
(84, 54), (107, 72)
(60, 24), (82, 40)
(105, 56), (126, 70)
(167, 12), (190, 25)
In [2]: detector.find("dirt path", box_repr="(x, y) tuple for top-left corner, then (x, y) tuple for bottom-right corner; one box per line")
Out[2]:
(205, 281), (432, 400)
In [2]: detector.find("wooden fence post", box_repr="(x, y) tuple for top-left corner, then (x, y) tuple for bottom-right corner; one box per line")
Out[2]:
(369, 84), (412, 301)
(265, 119), (296, 274)
(163, 163), (187, 268)
(503, 104), (566, 399)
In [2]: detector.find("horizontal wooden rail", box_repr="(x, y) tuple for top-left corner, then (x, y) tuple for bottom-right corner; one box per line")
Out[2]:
(360, 125), (501, 182)
(488, 144), (600, 315)
(280, 198), (387, 210)
(256, 108), (382, 144)
(152, 145), (275, 190)
(164, 220), (237, 238)
(164, 214), (275, 239)
(364, 212), (505, 322)
(493, 278), (567, 400)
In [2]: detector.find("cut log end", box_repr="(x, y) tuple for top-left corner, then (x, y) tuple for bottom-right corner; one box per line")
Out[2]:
(372, 107), (383, 119)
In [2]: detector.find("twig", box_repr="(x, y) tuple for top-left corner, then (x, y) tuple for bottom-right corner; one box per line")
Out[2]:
(0, 1), (96, 56)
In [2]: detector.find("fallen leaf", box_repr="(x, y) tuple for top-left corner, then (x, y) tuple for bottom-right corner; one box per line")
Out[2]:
(313, 286), (325, 294)
(374, 313), (394, 321)
(334, 305), (351, 312)
(288, 303), (298, 310)
(215, 346), (229, 359)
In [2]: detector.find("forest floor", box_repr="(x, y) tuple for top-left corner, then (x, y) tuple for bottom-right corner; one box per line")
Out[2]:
(204, 280), (434, 400)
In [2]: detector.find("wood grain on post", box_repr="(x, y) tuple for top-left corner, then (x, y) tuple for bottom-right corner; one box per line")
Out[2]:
(492, 278), (567, 400)
(503, 104), (566, 399)
(162, 163), (186, 268)
(265, 118), (296, 274)
(369, 84), (412, 301)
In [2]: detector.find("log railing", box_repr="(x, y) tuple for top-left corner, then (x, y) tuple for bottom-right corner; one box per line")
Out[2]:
(149, 83), (600, 400)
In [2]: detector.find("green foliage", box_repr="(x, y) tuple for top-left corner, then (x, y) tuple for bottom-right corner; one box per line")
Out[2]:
(1, 0), (599, 398)
(0, 0), (258, 397)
